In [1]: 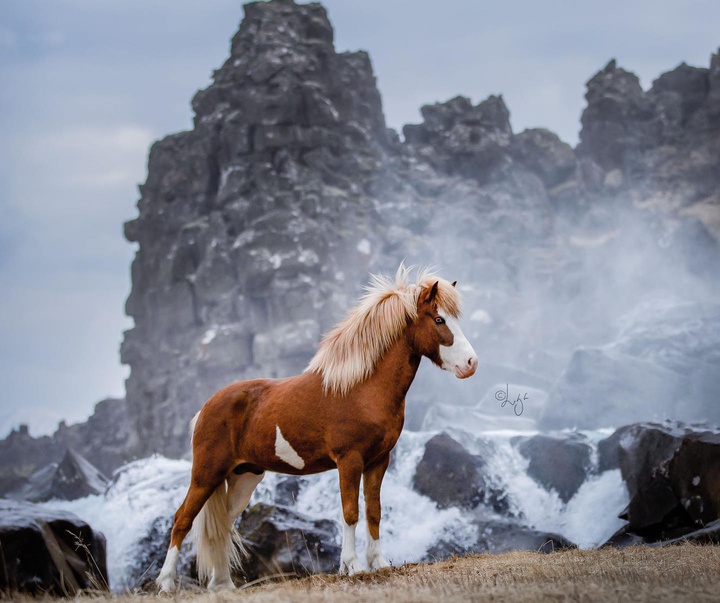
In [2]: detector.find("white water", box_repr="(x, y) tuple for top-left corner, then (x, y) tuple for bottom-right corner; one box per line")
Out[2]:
(38, 428), (628, 590)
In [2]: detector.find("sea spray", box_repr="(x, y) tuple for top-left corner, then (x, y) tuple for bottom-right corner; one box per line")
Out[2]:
(38, 429), (628, 589)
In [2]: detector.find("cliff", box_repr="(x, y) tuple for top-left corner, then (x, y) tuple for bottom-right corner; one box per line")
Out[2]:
(3, 0), (719, 467)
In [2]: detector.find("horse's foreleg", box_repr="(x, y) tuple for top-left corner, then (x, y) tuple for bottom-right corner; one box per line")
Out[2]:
(337, 453), (364, 575)
(156, 481), (218, 592)
(363, 455), (391, 571)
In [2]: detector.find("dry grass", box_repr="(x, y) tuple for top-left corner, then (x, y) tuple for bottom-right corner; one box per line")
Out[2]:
(5, 544), (720, 603)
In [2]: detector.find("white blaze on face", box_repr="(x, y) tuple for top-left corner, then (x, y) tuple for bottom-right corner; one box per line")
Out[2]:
(438, 309), (478, 379)
(275, 425), (305, 470)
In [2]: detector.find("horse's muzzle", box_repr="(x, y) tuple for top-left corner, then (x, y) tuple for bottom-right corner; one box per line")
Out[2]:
(454, 356), (478, 379)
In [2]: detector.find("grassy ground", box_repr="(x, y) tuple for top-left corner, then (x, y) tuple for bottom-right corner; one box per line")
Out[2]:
(6, 544), (720, 602)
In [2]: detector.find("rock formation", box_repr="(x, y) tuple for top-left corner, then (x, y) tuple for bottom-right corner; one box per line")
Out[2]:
(599, 422), (720, 545)
(2, 0), (719, 471)
(0, 500), (108, 595)
(117, 0), (719, 458)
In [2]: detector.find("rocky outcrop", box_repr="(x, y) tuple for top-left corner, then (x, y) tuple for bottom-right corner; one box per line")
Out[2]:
(128, 502), (340, 590)
(236, 502), (340, 582)
(0, 398), (131, 497)
(413, 433), (507, 513)
(117, 1), (719, 458)
(599, 422), (720, 545)
(121, 0), (391, 458)
(3, 0), (719, 472)
(0, 500), (108, 595)
(7, 449), (108, 503)
(428, 520), (571, 559)
(513, 433), (592, 503)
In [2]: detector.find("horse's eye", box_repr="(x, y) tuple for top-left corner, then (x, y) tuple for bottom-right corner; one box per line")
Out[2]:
(435, 317), (445, 325)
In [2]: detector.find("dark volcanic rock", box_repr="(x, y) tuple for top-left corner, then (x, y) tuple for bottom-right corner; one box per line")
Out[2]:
(597, 425), (634, 472)
(428, 519), (571, 559)
(0, 499), (108, 595)
(512, 128), (577, 188)
(128, 515), (196, 591)
(604, 422), (720, 544)
(121, 0), (392, 458)
(513, 433), (592, 503)
(2, 0), (708, 469)
(0, 398), (132, 497)
(474, 520), (572, 554)
(235, 502), (340, 582)
(578, 59), (659, 171)
(8, 450), (107, 502)
(403, 95), (514, 182)
(413, 433), (506, 513)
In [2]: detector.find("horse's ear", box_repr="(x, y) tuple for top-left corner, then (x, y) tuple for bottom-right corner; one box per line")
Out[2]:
(426, 281), (439, 305)
(451, 281), (457, 288)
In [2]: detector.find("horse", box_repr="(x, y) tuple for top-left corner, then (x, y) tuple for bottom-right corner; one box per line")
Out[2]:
(156, 264), (478, 591)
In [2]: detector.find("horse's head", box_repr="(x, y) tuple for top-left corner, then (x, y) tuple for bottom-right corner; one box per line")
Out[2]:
(410, 279), (478, 379)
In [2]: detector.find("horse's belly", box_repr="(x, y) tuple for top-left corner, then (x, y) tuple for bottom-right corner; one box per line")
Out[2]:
(257, 455), (337, 476)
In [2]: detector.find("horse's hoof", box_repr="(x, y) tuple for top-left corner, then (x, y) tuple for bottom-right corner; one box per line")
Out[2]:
(157, 577), (176, 594)
(368, 555), (390, 571)
(339, 556), (363, 576)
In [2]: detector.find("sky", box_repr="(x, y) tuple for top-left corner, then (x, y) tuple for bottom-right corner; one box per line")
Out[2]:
(0, 0), (719, 437)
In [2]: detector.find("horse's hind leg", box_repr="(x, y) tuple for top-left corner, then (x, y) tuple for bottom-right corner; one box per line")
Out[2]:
(206, 469), (265, 590)
(156, 479), (219, 592)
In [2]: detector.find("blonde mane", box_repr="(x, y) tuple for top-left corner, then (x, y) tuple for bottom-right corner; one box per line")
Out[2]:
(306, 264), (462, 396)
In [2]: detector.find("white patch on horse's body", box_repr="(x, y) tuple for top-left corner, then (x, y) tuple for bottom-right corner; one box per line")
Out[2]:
(438, 309), (478, 379)
(275, 426), (305, 469)
(339, 519), (363, 575)
(157, 545), (179, 592)
(366, 526), (390, 570)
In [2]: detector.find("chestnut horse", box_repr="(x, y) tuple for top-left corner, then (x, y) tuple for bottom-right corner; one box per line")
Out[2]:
(157, 265), (478, 591)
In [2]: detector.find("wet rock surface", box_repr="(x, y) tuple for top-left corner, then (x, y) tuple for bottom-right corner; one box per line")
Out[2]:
(513, 433), (593, 503)
(599, 422), (720, 545)
(413, 433), (507, 513)
(0, 499), (108, 595)
(235, 502), (340, 582)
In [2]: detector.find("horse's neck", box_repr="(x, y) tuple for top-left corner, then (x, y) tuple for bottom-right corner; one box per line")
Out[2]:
(366, 335), (421, 408)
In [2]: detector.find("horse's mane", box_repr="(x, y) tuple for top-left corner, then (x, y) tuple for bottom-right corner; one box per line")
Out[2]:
(306, 263), (462, 396)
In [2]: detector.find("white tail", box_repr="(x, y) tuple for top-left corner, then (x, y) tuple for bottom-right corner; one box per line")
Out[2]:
(194, 481), (246, 583)
(189, 410), (245, 584)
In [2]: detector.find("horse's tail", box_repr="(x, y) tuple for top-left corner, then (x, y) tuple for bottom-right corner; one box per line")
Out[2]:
(194, 483), (246, 583)
(190, 411), (245, 584)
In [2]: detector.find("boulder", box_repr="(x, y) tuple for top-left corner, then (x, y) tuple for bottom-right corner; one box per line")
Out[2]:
(235, 503), (340, 582)
(602, 422), (720, 544)
(474, 520), (573, 554)
(412, 433), (507, 513)
(8, 449), (108, 502)
(0, 499), (108, 595)
(597, 425), (634, 472)
(428, 519), (571, 559)
(513, 433), (592, 503)
(127, 515), (196, 591)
